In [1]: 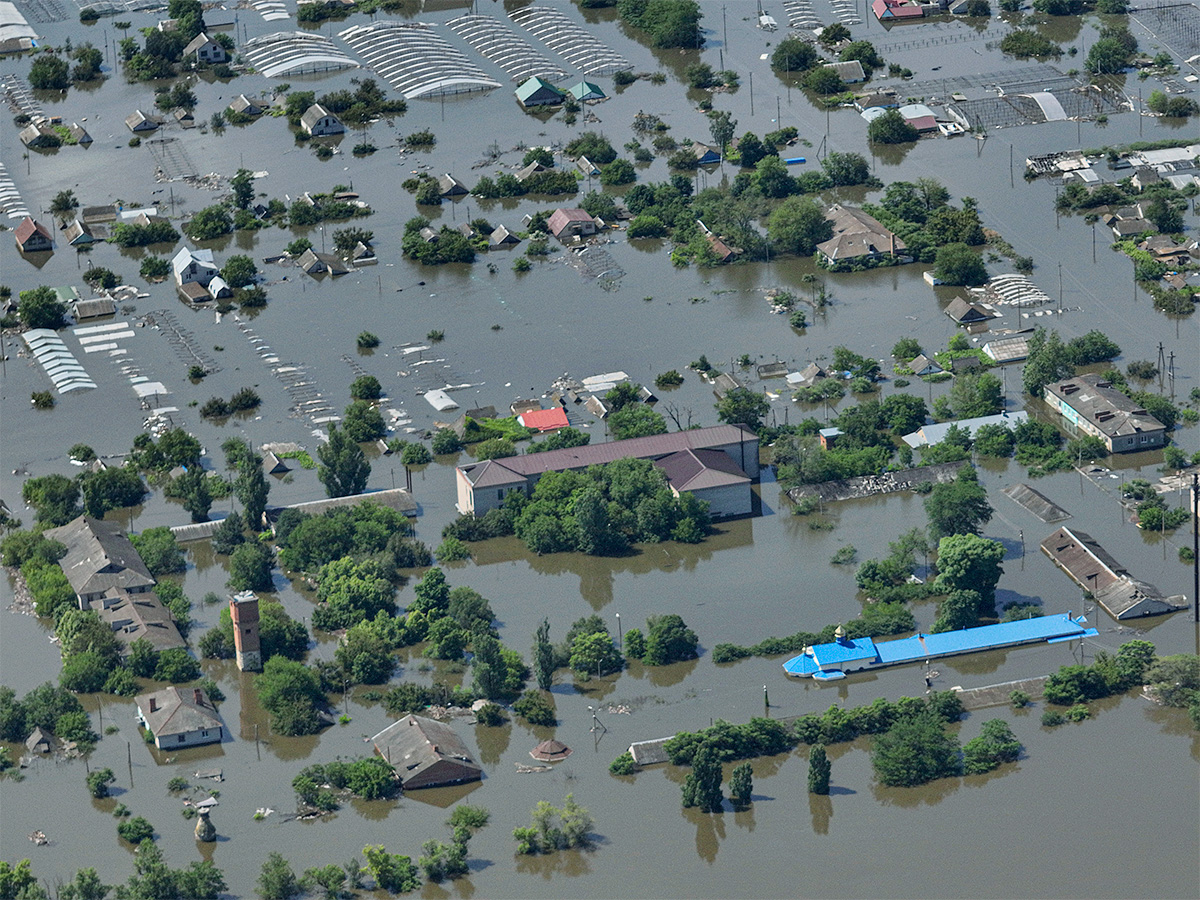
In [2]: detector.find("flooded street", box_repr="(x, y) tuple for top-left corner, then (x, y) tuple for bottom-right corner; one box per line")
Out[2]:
(2, 0), (1198, 896)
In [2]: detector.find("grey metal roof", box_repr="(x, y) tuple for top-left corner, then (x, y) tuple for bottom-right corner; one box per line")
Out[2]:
(371, 715), (481, 789)
(44, 516), (154, 598)
(628, 737), (672, 765)
(1045, 374), (1165, 439)
(137, 686), (223, 737)
(266, 488), (418, 524)
(99, 590), (186, 653)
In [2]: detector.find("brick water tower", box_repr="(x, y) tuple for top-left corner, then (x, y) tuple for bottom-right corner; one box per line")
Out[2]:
(229, 591), (262, 672)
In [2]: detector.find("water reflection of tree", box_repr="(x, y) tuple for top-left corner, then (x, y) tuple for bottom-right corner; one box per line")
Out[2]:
(474, 721), (511, 766)
(347, 795), (399, 822)
(644, 657), (699, 689)
(809, 794), (833, 834)
(733, 804), (757, 833)
(687, 807), (726, 865)
(514, 847), (594, 879)
(872, 773), (961, 807)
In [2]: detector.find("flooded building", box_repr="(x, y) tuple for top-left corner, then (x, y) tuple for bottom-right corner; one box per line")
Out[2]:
(1040, 526), (1188, 619)
(14, 217), (53, 253)
(547, 208), (597, 240)
(44, 516), (155, 607)
(514, 76), (563, 108)
(816, 205), (906, 269)
(229, 591), (262, 672)
(301, 103), (344, 136)
(137, 686), (225, 749)
(371, 715), (482, 789)
(184, 32), (226, 64)
(1043, 373), (1166, 452)
(456, 423), (759, 516)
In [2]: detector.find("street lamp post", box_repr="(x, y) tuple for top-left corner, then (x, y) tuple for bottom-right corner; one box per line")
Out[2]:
(614, 613), (622, 651)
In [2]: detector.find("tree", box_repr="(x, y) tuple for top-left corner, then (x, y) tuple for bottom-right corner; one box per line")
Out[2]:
(924, 465), (992, 540)
(22, 474), (80, 526)
(1085, 36), (1132, 74)
(117, 817), (156, 844)
(735, 132), (770, 168)
(317, 423), (370, 498)
(50, 190), (79, 216)
(86, 767), (116, 798)
(130, 527), (185, 575)
(805, 66), (844, 94)
(822, 151), (871, 187)
(29, 54), (70, 89)
(932, 588), (982, 633)
(431, 428), (462, 455)
(867, 109), (918, 144)
(362, 846), (419, 894)
(1144, 197), (1183, 234)
(341, 401), (386, 443)
(80, 466), (146, 519)
(768, 196), (832, 255)
(350, 375), (382, 401)
(643, 614), (699, 665)
(229, 540), (273, 592)
(186, 205), (233, 241)
(236, 456), (270, 532)
(256, 852), (300, 900)
(58, 868), (109, 900)
(258, 657), (327, 736)
(840, 40), (883, 71)
(599, 159), (636, 186)
(608, 404), (667, 440)
(708, 110), (736, 156)
(166, 468), (212, 522)
(18, 286), (67, 330)
(681, 745), (724, 812)
(936, 533), (1005, 618)
(807, 744), (831, 794)
(301, 865), (345, 900)
(729, 761), (753, 806)
(532, 618), (555, 691)
(966, 0), (990, 14)
(871, 711), (962, 786)
(770, 37), (818, 72)
(962, 719), (1021, 774)
(230, 169), (255, 210)
(934, 243), (988, 286)
(717, 387), (770, 430)
(937, 371), (1003, 419)
(221, 255), (258, 288)
(1022, 328), (1074, 398)
(570, 631), (622, 677)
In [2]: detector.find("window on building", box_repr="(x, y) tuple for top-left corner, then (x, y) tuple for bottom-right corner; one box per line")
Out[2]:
(178, 735), (186, 742)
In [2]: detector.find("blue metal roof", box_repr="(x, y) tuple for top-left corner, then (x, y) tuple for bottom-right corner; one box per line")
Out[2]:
(812, 636), (878, 667)
(783, 614), (1092, 679)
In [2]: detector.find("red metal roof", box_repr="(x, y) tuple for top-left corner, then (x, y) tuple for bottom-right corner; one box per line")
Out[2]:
(518, 407), (569, 432)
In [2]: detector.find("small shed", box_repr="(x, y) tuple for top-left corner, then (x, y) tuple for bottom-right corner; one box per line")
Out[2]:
(488, 224), (520, 249)
(262, 451), (290, 475)
(174, 108), (196, 127)
(26, 726), (54, 754)
(64, 220), (95, 246)
(567, 80), (606, 102)
(576, 156), (601, 177)
(907, 354), (942, 376)
(437, 174), (468, 197)
(819, 427), (842, 450)
(628, 737), (672, 766)
(515, 76), (564, 108)
(945, 296), (997, 325)
(229, 94), (263, 116)
(125, 110), (159, 133)
(73, 298), (117, 321)
(690, 142), (722, 166)
(518, 407), (569, 432)
(67, 123), (93, 145)
(207, 276), (233, 300)
(178, 282), (211, 304)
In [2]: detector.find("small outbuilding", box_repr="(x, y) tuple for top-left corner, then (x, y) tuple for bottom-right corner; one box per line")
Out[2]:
(26, 726), (54, 754)
(515, 76), (564, 108)
(371, 714), (482, 790)
(125, 110), (159, 133)
(530, 739), (573, 762)
(518, 407), (569, 432)
(437, 174), (468, 197)
(945, 296), (998, 326)
(567, 80), (606, 102)
(488, 224), (520, 249)
(690, 142), (722, 166)
(229, 94), (263, 116)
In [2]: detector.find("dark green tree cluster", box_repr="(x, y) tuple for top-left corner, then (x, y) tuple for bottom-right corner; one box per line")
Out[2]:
(0, 682), (97, 746)
(793, 691), (964, 748)
(712, 602), (916, 663)
(17, 286), (68, 330)
(256, 656), (329, 736)
(1043, 640), (1156, 706)
(871, 709), (963, 787)
(1021, 328), (1121, 396)
(293, 757), (398, 810)
(276, 499), (425, 573)
(402, 217), (476, 265)
(513, 795), (593, 854)
(615, 0), (701, 48)
(923, 465), (992, 540)
(664, 716), (795, 765)
(861, 180), (985, 263)
(962, 720), (1021, 775)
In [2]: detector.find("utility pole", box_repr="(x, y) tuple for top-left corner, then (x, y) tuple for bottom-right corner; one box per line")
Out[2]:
(1192, 472), (1198, 624)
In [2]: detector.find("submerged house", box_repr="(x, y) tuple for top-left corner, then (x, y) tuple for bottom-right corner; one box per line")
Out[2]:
(14, 216), (53, 253)
(172, 246), (218, 287)
(547, 208), (597, 241)
(515, 76), (564, 108)
(1043, 373), (1166, 453)
(301, 103), (344, 136)
(43, 515), (154, 607)
(944, 296), (997, 326)
(125, 110), (159, 133)
(137, 686), (224, 749)
(183, 32), (227, 63)
(371, 715), (481, 789)
(816, 205), (906, 268)
(567, 80), (606, 102)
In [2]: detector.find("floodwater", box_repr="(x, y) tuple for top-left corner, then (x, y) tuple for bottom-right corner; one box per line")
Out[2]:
(1, 0), (1198, 897)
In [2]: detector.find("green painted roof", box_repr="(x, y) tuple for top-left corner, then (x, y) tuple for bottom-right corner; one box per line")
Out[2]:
(515, 77), (564, 103)
(568, 80), (606, 100)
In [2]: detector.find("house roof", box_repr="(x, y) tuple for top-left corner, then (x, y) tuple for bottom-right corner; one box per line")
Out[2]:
(902, 411), (1028, 448)
(297, 248), (350, 275)
(653, 447), (750, 492)
(137, 686), (222, 737)
(172, 246), (216, 279)
(26, 726), (53, 752)
(907, 353), (942, 375)
(73, 298), (116, 320)
(691, 142), (721, 162)
(823, 60), (865, 82)
(179, 282), (210, 303)
(816, 204), (905, 261)
(873, 0), (925, 17)
(944, 296), (996, 324)
(530, 738), (573, 761)
(489, 224), (520, 246)
(518, 407), (569, 432)
(99, 590), (187, 652)
(14, 216), (52, 247)
(459, 424), (757, 486)
(43, 516), (154, 597)
(183, 32), (217, 54)
(301, 103), (341, 130)
(514, 76), (563, 104)
(438, 174), (468, 196)
(371, 714), (481, 788)
(811, 635), (879, 667)
(567, 80), (605, 101)
(515, 161), (548, 181)
(628, 737), (672, 765)
(265, 489), (418, 525)
(982, 334), (1032, 362)
(124, 110), (157, 131)
(229, 94), (262, 114)
(547, 208), (594, 237)
(1046, 373), (1165, 439)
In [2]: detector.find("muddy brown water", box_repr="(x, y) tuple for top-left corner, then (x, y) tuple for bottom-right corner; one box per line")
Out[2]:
(2, 1), (1198, 896)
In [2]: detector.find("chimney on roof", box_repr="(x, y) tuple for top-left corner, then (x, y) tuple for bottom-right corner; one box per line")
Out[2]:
(194, 688), (204, 705)
(149, 697), (157, 712)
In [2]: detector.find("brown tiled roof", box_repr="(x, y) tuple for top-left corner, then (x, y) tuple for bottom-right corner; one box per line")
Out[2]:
(653, 448), (750, 492)
(372, 715), (481, 789)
